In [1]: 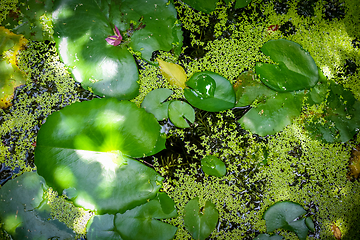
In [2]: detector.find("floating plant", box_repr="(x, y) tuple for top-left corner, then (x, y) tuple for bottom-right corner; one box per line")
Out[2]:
(181, 0), (253, 14)
(200, 154), (226, 177)
(263, 201), (314, 240)
(183, 197), (219, 240)
(52, 0), (183, 100)
(86, 192), (177, 240)
(184, 71), (235, 112)
(0, 172), (75, 239)
(34, 98), (166, 214)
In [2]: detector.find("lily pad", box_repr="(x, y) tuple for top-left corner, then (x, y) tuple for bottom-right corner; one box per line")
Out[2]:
(184, 197), (218, 240)
(0, 172), (75, 240)
(35, 98), (165, 214)
(201, 155), (226, 177)
(52, 0), (182, 100)
(233, 71), (275, 107)
(263, 201), (312, 240)
(87, 193), (177, 240)
(238, 90), (304, 136)
(0, 27), (27, 108)
(168, 100), (195, 128)
(305, 81), (360, 143)
(157, 58), (187, 89)
(141, 88), (173, 121)
(184, 71), (235, 112)
(256, 39), (318, 92)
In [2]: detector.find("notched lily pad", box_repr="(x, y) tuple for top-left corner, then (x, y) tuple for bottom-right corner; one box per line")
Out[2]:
(35, 98), (165, 214)
(168, 100), (195, 128)
(304, 81), (360, 143)
(256, 39), (318, 92)
(263, 201), (313, 240)
(184, 71), (235, 112)
(141, 88), (173, 121)
(87, 193), (177, 240)
(201, 155), (226, 177)
(238, 91), (304, 136)
(0, 172), (75, 240)
(233, 71), (275, 107)
(184, 197), (218, 240)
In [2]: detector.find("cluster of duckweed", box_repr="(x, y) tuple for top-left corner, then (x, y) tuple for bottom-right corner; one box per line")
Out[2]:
(45, 188), (94, 238)
(160, 110), (267, 239)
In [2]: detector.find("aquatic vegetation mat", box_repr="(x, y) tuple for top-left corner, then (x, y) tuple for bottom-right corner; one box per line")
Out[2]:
(0, 0), (360, 239)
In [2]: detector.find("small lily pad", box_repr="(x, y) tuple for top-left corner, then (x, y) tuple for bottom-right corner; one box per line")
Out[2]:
(256, 39), (319, 92)
(168, 100), (195, 128)
(184, 71), (235, 112)
(184, 197), (218, 240)
(201, 155), (226, 177)
(263, 201), (312, 240)
(141, 88), (173, 121)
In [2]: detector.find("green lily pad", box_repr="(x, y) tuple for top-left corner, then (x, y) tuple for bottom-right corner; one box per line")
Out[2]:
(184, 71), (235, 112)
(256, 39), (318, 92)
(233, 71), (275, 107)
(87, 193), (177, 240)
(168, 100), (195, 128)
(141, 88), (173, 121)
(235, 0), (252, 8)
(306, 69), (329, 105)
(254, 234), (284, 240)
(0, 172), (75, 240)
(184, 197), (218, 240)
(52, 0), (182, 100)
(305, 81), (360, 143)
(201, 155), (226, 177)
(238, 91), (304, 136)
(35, 98), (165, 214)
(263, 201), (311, 240)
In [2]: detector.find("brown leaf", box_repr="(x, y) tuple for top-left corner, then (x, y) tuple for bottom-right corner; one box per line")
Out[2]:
(347, 144), (360, 180)
(331, 223), (341, 240)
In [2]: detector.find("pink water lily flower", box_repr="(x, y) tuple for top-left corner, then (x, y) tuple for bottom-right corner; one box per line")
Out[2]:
(105, 26), (122, 46)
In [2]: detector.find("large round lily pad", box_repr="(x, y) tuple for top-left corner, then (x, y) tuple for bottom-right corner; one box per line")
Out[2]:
(52, 0), (183, 100)
(35, 98), (165, 214)
(256, 39), (318, 92)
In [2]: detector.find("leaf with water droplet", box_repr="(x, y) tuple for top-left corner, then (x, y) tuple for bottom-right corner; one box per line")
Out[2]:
(184, 71), (235, 112)
(201, 155), (226, 177)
